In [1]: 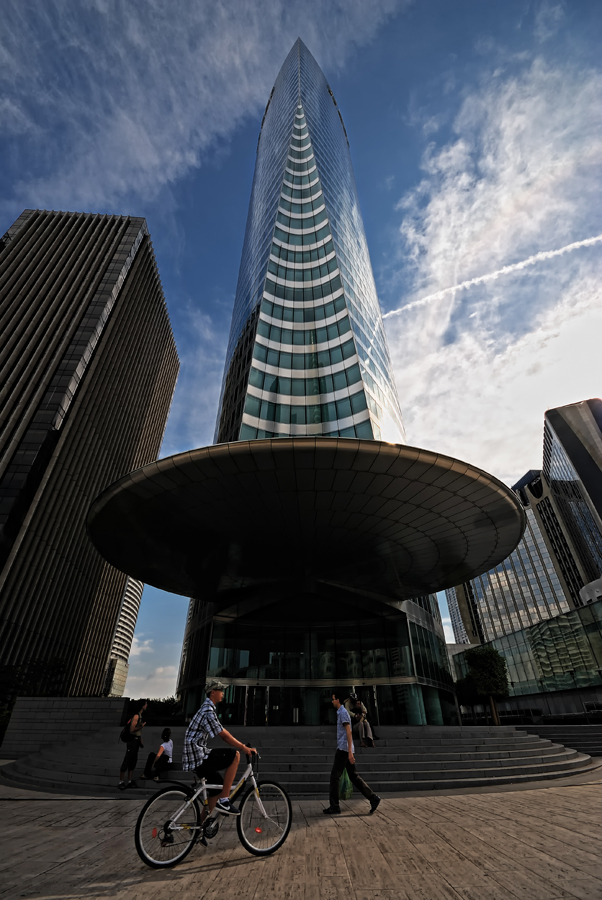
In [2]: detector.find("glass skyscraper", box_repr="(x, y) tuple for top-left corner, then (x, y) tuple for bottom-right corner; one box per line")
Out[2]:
(174, 40), (458, 726)
(448, 399), (602, 645)
(215, 39), (404, 446)
(543, 400), (602, 585)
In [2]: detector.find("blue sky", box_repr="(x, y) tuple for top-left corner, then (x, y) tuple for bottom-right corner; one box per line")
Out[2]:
(2, 1), (601, 697)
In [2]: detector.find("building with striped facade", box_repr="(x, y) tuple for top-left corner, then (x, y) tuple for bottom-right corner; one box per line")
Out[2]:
(215, 39), (404, 447)
(0, 209), (178, 697)
(174, 40), (455, 727)
(103, 577), (144, 697)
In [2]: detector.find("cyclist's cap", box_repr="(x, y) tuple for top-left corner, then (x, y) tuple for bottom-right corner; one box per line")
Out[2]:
(205, 679), (228, 694)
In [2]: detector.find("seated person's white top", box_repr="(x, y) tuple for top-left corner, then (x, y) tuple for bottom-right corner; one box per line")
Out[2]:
(160, 739), (173, 763)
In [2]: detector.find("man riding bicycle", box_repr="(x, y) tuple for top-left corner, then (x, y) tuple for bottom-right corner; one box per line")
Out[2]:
(182, 679), (257, 818)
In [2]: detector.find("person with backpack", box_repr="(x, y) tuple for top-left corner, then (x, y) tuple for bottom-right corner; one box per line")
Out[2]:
(344, 693), (375, 747)
(118, 699), (147, 791)
(140, 727), (173, 782)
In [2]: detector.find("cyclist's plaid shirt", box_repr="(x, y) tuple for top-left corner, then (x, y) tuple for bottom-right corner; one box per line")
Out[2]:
(182, 697), (223, 770)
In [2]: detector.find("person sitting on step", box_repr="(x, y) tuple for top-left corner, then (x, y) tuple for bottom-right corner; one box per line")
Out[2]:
(344, 693), (375, 747)
(140, 727), (173, 782)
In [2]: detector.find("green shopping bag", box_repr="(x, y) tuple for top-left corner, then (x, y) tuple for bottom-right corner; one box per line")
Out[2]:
(339, 768), (353, 800)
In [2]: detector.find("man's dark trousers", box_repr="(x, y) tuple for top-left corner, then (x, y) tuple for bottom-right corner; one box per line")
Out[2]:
(329, 749), (375, 808)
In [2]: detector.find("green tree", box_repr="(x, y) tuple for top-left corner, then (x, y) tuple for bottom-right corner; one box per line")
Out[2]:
(463, 647), (509, 726)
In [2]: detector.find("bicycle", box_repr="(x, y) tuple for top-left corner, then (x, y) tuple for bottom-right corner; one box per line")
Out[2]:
(134, 749), (292, 868)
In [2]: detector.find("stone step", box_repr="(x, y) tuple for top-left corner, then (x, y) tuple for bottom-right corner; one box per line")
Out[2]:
(524, 726), (602, 756)
(2, 725), (595, 797)
(23, 745), (579, 779)
(2, 754), (595, 798)
(31, 738), (557, 767)
(31, 736), (550, 758)
(4, 747), (585, 782)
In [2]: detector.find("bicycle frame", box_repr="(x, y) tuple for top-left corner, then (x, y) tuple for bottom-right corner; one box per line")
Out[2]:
(165, 756), (268, 833)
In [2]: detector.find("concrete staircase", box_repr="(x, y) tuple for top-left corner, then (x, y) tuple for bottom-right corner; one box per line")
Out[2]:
(1, 724), (597, 797)
(524, 725), (602, 758)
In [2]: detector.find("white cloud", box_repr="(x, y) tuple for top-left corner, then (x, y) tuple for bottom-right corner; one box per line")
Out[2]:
(125, 665), (178, 699)
(386, 54), (602, 484)
(384, 233), (602, 317)
(0, 0), (406, 220)
(160, 303), (229, 456)
(129, 635), (153, 657)
(534, 1), (565, 43)
(441, 618), (455, 643)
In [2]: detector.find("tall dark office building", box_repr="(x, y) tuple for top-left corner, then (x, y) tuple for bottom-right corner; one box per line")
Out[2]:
(543, 399), (602, 586)
(0, 209), (178, 696)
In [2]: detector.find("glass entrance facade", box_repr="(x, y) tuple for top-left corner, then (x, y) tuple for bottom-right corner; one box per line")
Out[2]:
(179, 593), (457, 726)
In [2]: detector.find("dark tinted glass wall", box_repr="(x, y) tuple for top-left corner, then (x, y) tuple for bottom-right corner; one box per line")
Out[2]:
(543, 418), (602, 583)
(0, 209), (179, 696)
(454, 599), (602, 696)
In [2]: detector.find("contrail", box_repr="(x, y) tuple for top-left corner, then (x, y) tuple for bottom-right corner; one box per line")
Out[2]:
(383, 233), (602, 319)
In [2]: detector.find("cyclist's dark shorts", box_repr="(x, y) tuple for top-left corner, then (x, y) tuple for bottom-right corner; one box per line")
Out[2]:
(195, 748), (237, 797)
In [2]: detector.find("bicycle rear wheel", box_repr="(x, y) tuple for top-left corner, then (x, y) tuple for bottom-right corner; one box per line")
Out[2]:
(236, 781), (292, 856)
(135, 786), (201, 868)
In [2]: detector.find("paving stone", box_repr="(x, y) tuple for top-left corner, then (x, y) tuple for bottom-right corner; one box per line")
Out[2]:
(1, 782), (601, 898)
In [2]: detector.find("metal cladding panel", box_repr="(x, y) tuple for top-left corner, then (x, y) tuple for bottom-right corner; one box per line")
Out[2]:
(87, 437), (525, 602)
(0, 210), (179, 696)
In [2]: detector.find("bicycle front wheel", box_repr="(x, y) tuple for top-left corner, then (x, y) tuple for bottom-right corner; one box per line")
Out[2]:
(135, 786), (201, 868)
(236, 780), (292, 856)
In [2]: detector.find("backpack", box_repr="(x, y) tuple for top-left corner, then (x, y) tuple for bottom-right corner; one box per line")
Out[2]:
(119, 719), (132, 743)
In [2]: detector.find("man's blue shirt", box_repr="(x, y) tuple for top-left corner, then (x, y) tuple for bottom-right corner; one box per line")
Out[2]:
(336, 704), (354, 752)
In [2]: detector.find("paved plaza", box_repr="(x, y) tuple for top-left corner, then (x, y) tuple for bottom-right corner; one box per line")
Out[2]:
(1, 779), (602, 900)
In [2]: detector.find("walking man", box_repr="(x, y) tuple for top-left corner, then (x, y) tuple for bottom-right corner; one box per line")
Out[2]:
(182, 680), (256, 818)
(323, 689), (381, 816)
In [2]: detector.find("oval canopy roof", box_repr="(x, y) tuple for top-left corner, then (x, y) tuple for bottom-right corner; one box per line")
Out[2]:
(87, 437), (525, 601)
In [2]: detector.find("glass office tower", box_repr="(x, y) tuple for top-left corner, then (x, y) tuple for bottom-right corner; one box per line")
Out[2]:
(215, 39), (404, 446)
(177, 40), (455, 726)
(543, 400), (602, 585)
(448, 486), (571, 644)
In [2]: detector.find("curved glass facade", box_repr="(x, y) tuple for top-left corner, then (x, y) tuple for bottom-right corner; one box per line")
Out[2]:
(178, 41), (455, 725)
(179, 595), (455, 726)
(215, 40), (404, 444)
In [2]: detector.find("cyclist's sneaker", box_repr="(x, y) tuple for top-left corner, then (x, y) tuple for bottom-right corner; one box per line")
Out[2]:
(323, 806), (341, 815)
(139, 774), (147, 780)
(216, 798), (240, 816)
(153, 776), (159, 782)
(369, 795), (381, 815)
(127, 780), (139, 789)
(118, 781), (127, 791)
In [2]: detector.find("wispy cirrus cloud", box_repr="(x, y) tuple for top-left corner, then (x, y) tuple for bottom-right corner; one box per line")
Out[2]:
(0, 0), (406, 222)
(384, 233), (602, 317)
(385, 52), (602, 484)
(160, 301), (229, 456)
